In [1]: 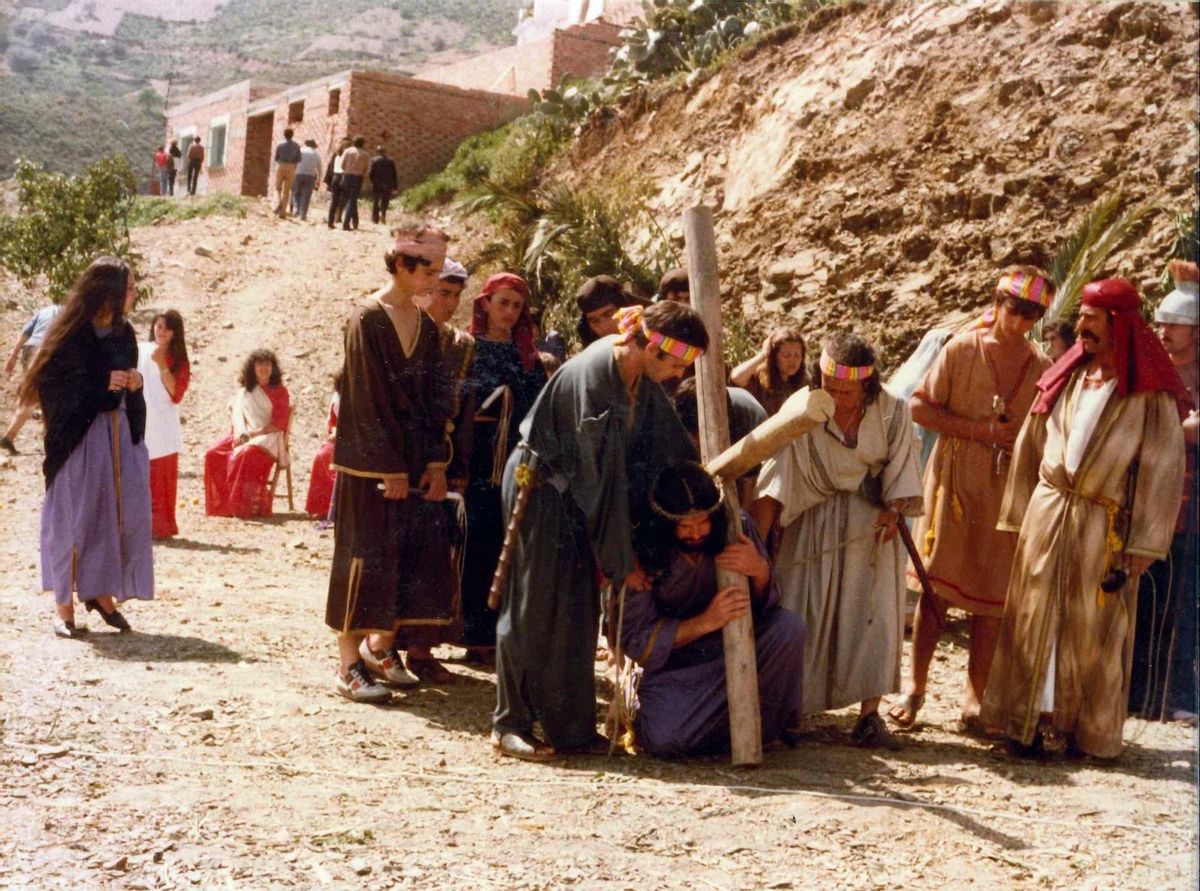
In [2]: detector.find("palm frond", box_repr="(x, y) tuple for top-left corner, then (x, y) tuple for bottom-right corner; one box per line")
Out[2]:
(1039, 194), (1154, 334)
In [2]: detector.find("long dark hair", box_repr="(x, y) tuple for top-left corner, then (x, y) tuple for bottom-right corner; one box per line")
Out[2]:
(758, 321), (806, 394)
(239, 349), (282, 392)
(633, 462), (728, 577)
(18, 256), (131, 406)
(149, 309), (189, 369)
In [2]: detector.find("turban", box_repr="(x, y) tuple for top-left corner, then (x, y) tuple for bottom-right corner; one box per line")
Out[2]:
(470, 273), (538, 372)
(440, 258), (469, 283)
(1032, 278), (1191, 419)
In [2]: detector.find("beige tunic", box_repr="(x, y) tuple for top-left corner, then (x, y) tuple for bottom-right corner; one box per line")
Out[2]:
(980, 372), (1185, 758)
(909, 331), (1049, 616)
(757, 388), (924, 713)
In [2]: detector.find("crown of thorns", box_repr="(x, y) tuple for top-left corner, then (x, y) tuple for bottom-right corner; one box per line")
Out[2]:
(648, 467), (722, 522)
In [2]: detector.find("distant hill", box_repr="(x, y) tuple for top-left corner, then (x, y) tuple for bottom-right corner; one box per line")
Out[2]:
(0, 0), (525, 185)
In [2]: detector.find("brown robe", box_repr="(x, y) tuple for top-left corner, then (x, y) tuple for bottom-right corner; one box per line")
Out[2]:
(324, 299), (454, 635)
(981, 371), (1185, 757)
(909, 331), (1049, 616)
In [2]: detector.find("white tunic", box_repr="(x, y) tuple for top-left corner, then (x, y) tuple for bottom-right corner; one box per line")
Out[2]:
(137, 342), (182, 461)
(757, 388), (924, 713)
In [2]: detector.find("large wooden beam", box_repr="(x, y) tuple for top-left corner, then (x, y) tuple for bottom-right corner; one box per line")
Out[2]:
(683, 205), (762, 767)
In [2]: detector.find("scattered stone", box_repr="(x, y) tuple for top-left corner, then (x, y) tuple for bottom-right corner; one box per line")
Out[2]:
(350, 858), (372, 876)
(194, 246), (215, 258)
(107, 857), (129, 872)
(190, 707), (215, 721)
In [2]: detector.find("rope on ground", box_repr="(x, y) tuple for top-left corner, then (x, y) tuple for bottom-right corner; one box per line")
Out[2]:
(4, 739), (1191, 840)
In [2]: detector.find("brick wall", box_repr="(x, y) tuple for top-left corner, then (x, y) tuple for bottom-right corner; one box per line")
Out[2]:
(165, 81), (256, 196)
(171, 71), (530, 199)
(253, 74), (353, 200)
(344, 72), (529, 190)
(419, 21), (621, 96)
(550, 21), (623, 86)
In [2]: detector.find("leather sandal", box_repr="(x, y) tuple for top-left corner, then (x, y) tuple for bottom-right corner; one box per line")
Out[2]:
(492, 731), (557, 762)
(407, 655), (455, 685)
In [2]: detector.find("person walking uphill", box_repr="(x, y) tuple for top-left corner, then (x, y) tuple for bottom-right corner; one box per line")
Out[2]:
(492, 301), (708, 761)
(186, 136), (204, 196)
(368, 146), (398, 225)
(273, 128), (302, 218)
(981, 278), (1189, 760)
(338, 137), (370, 231)
(20, 257), (154, 638)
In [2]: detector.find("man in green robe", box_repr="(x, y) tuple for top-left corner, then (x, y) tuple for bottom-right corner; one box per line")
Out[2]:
(492, 301), (709, 760)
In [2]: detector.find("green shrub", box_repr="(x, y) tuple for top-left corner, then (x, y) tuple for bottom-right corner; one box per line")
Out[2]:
(0, 155), (148, 303)
(400, 116), (568, 211)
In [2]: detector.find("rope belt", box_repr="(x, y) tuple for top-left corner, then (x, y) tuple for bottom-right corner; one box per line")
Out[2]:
(1049, 480), (1125, 607)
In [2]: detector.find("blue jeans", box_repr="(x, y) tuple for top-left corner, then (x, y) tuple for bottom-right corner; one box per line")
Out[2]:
(157, 168), (169, 196)
(341, 174), (363, 230)
(292, 174), (316, 220)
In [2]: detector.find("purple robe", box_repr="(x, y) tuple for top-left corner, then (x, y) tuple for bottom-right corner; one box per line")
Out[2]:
(41, 396), (154, 606)
(620, 518), (805, 757)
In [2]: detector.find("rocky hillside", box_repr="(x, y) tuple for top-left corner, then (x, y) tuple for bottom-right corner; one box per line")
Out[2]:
(559, 0), (1198, 364)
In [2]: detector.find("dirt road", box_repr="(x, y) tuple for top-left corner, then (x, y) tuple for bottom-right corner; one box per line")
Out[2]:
(1, 206), (1196, 889)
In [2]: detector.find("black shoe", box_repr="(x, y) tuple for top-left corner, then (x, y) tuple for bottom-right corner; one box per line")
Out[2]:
(851, 712), (902, 750)
(0, 436), (16, 455)
(84, 599), (131, 632)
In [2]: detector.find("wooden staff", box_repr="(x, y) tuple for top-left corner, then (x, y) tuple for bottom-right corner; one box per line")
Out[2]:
(684, 205), (763, 767)
(486, 451), (539, 610)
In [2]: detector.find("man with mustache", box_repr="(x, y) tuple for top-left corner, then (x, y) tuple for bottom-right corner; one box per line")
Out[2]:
(981, 278), (1190, 759)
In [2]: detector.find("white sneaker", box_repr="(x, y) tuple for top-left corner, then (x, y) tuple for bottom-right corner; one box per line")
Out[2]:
(358, 640), (420, 687)
(336, 660), (391, 703)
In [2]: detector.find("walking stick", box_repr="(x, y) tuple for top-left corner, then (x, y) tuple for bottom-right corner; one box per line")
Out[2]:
(486, 450), (540, 610)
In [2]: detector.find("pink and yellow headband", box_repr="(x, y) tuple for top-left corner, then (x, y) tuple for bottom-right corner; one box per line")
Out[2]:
(615, 306), (704, 363)
(819, 348), (874, 381)
(997, 270), (1052, 308)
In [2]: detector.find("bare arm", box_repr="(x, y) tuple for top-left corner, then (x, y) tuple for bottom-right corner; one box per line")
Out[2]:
(730, 346), (768, 388)
(747, 495), (781, 546)
(4, 334), (29, 376)
(672, 586), (750, 649)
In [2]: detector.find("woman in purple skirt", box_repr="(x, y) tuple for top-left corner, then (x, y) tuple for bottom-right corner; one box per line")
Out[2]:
(19, 256), (154, 638)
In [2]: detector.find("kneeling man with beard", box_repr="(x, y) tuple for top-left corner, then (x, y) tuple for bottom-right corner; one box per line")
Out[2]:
(619, 461), (806, 758)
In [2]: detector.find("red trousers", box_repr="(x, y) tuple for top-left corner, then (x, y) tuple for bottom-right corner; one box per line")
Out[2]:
(149, 452), (180, 538)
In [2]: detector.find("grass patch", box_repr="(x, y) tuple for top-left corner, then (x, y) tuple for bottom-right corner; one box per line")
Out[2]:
(128, 192), (251, 227)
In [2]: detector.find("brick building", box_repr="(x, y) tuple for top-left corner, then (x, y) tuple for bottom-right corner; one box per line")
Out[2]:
(165, 70), (528, 199)
(418, 20), (624, 97)
(164, 8), (630, 200)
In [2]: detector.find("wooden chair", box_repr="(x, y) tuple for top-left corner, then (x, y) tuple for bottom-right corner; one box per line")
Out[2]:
(269, 428), (294, 511)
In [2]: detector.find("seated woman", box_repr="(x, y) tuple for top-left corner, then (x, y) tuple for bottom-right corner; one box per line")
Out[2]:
(204, 349), (291, 519)
(305, 370), (341, 521)
(729, 322), (807, 417)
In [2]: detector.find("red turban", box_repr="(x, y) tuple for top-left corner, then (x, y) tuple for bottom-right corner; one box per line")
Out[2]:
(1031, 278), (1192, 419)
(471, 273), (538, 371)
